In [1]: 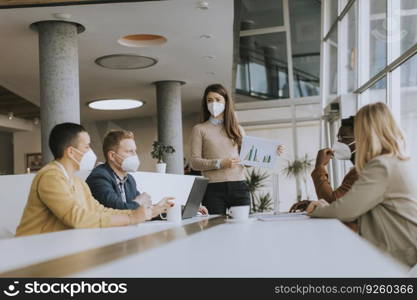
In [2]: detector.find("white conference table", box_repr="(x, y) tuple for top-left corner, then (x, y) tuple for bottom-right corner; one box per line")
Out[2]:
(0, 215), (409, 277)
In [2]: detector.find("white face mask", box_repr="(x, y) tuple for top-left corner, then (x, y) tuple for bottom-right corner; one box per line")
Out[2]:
(207, 102), (225, 117)
(332, 141), (356, 160)
(115, 153), (140, 172)
(71, 148), (97, 170)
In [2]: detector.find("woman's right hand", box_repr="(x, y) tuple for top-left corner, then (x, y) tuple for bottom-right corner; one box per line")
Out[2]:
(306, 199), (329, 215)
(220, 158), (241, 169)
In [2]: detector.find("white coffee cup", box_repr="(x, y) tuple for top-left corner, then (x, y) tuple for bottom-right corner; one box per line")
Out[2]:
(229, 205), (250, 221)
(160, 202), (182, 223)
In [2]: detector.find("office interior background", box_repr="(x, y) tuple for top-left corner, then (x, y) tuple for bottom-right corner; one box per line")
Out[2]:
(0, 0), (416, 213)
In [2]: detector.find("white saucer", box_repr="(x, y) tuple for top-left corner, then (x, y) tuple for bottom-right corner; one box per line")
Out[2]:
(225, 218), (256, 224)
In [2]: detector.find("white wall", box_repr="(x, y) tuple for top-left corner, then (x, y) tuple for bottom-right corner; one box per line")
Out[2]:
(83, 113), (200, 173)
(13, 125), (41, 174)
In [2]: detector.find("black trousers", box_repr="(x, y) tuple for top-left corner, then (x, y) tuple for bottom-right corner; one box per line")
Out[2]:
(202, 181), (251, 215)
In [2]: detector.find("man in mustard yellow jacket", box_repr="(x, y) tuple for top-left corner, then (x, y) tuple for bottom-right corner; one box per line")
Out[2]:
(16, 123), (173, 237)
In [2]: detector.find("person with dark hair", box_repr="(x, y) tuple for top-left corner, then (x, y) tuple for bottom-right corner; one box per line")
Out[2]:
(86, 130), (186, 216)
(16, 123), (163, 237)
(190, 84), (283, 214)
(290, 116), (358, 219)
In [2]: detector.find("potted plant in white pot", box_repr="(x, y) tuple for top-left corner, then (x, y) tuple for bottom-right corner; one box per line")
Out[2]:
(151, 141), (175, 173)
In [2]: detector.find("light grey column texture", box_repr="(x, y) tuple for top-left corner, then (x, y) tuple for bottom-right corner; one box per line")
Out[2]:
(32, 21), (83, 164)
(155, 81), (185, 175)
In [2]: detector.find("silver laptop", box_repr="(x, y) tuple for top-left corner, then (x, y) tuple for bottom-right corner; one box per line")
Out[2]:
(181, 177), (209, 219)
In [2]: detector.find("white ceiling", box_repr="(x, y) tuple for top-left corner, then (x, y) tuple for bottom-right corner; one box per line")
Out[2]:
(0, 0), (234, 122)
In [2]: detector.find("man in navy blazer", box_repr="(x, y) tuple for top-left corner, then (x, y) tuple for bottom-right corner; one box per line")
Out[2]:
(86, 130), (173, 216)
(87, 162), (142, 210)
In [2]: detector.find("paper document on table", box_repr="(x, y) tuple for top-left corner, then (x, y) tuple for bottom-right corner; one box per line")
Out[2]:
(257, 212), (310, 221)
(239, 136), (281, 169)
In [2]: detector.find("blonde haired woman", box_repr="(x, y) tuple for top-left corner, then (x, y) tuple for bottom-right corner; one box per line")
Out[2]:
(307, 102), (417, 267)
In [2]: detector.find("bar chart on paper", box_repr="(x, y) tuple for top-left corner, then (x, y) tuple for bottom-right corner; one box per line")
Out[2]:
(243, 145), (272, 163)
(240, 136), (281, 169)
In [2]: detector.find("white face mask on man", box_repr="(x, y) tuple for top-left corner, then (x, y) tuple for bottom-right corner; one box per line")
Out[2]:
(71, 147), (97, 170)
(207, 102), (225, 117)
(114, 153), (141, 172)
(332, 141), (356, 160)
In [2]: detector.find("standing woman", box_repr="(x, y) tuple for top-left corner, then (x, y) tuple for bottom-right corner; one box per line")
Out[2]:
(190, 84), (250, 214)
(307, 102), (417, 267)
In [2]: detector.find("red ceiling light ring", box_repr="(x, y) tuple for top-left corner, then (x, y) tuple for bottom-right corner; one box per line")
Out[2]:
(118, 34), (167, 47)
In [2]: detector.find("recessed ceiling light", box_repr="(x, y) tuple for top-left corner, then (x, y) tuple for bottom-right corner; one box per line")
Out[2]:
(53, 13), (72, 20)
(95, 54), (157, 69)
(198, 0), (209, 9)
(200, 34), (212, 39)
(118, 34), (167, 47)
(206, 71), (216, 75)
(88, 99), (144, 110)
(203, 55), (215, 60)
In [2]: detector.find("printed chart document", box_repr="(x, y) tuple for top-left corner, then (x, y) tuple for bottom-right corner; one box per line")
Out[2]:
(240, 136), (281, 169)
(258, 212), (310, 221)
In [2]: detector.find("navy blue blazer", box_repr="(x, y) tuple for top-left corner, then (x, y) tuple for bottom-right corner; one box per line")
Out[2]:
(86, 163), (140, 210)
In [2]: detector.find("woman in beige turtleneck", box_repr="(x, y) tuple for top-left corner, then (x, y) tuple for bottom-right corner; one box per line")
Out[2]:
(190, 84), (249, 214)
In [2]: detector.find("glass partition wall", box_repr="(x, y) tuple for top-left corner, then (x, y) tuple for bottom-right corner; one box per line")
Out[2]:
(235, 0), (322, 210)
(321, 0), (417, 188)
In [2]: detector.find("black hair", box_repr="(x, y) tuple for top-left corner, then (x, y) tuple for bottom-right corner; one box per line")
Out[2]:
(341, 116), (355, 130)
(49, 123), (86, 159)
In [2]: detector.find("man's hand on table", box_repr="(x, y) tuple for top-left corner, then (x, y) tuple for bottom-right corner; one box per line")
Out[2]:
(198, 206), (209, 215)
(152, 197), (175, 218)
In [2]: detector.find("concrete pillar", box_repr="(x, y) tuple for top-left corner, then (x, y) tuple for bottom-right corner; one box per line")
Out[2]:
(31, 21), (84, 164)
(154, 81), (185, 175)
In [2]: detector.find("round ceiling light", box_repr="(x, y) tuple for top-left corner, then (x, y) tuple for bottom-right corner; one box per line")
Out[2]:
(198, 0), (209, 9)
(52, 13), (72, 20)
(88, 99), (144, 110)
(95, 54), (157, 69)
(118, 34), (167, 47)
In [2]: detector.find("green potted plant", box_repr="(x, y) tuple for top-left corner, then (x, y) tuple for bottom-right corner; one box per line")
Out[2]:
(253, 192), (273, 213)
(281, 154), (314, 202)
(151, 141), (175, 173)
(245, 168), (270, 213)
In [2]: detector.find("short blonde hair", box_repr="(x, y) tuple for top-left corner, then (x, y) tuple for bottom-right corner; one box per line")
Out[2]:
(103, 130), (134, 161)
(354, 102), (408, 172)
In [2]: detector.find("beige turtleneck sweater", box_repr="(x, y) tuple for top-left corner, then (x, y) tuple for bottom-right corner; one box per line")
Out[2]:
(190, 120), (245, 183)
